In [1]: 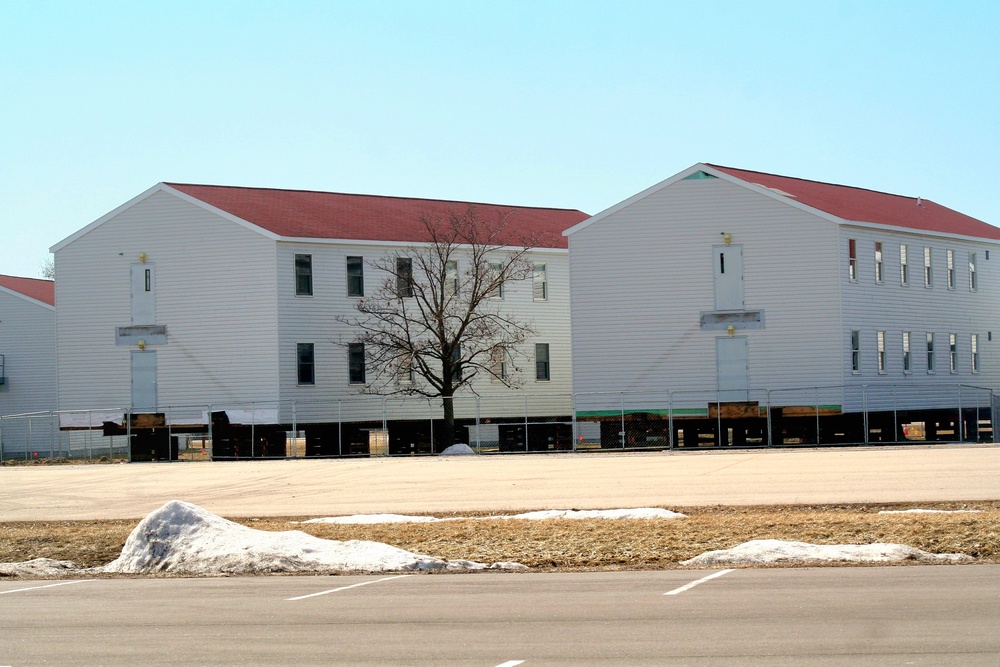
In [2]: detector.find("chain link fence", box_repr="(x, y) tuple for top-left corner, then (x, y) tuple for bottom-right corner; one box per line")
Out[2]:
(1, 383), (994, 462)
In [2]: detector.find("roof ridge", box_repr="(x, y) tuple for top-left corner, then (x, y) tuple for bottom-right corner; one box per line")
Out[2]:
(0, 273), (53, 284)
(163, 182), (585, 214)
(706, 163), (925, 204)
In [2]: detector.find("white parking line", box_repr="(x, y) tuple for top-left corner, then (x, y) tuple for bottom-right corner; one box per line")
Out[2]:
(286, 574), (412, 601)
(664, 569), (734, 596)
(0, 580), (95, 596)
(496, 661), (525, 667)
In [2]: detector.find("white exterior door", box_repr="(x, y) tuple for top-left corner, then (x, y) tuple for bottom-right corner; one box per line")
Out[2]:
(713, 245), (744, 311)
(716, 336), (749, 402)
(131, 263), (156, 325)
(131, 350), (157, 410)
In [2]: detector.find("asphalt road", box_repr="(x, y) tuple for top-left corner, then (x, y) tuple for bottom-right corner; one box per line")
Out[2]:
(2, 566), (998, 666)
(2, 444), (999, 521)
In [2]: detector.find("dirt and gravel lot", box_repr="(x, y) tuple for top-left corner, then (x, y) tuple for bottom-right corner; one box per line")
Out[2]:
(2, 501), (998, 572)
(2, 445), (998, 573)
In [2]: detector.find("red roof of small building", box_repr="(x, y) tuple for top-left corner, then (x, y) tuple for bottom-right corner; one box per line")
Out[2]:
(0, 274), (55, 306)
(709, 165), (1000, 240)
(165, 183), (589, 249)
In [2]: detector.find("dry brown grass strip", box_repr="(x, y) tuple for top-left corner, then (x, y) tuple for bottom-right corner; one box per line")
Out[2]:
(1, 501), (997, 573)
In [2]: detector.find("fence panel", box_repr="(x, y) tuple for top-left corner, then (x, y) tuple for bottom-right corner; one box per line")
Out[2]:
(2, 383), (993, 462)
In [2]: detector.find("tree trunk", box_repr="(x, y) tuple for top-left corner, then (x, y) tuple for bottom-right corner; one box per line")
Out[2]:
(441, 394), (456, 452)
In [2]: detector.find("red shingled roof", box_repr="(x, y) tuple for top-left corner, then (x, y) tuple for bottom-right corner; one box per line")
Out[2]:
(165, 183), (588, 249)
(709, 165), (1000, 240)
(0, 274), (55, 306)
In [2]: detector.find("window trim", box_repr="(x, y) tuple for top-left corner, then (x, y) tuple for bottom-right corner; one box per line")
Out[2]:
(899, 244), (909, 286)
(346, 256), (364, 298)
(445, 259), (459, 296)
(949, 333), (958, 374)
(848, 239), (857, 282)
(490, 347), (508, 381)
(926, 332), (935, 374)
(296, 342), (315, 386)
(488, 261), (504, 299)
(533, 263), (548, 302)
(972, 333), (980, 374)
(877, 330), (886, 374)
(396, 257), (414, 298)
(902, 331), (911, 374)
(294, 254), (313, 296)
(923, 247), (932, 288)
(348, 342), (366, 385)
(946, 249), (955, 290)
(850, 330), (861, 374)
(535, 342), (551, 382)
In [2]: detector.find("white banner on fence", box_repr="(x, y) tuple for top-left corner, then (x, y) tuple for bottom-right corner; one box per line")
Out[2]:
(58, 411), (126, 429)
(203, 407), (280, 426)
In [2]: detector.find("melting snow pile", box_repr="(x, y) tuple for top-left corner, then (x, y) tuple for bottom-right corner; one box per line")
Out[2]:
(439, 443), (476, 455)
(681, 539), (973, 566)
(103, 500), (526, 575)
(302, 507), (686, 524)
(0, 558), (79, 578)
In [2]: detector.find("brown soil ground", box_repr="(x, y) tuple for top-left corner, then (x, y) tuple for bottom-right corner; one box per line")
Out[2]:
(2, 501), (997, 574)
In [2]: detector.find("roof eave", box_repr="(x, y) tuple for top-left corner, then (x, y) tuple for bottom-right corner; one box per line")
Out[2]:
(49, 183), (280, 255)
(0, 285), (55, 310)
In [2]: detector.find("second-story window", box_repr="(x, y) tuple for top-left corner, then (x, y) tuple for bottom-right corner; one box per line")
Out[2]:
(346, 256), (364, 297)
(445, 260), (458, 295)
(848, 239), (857, 281)
(874, 242), (884, 283)
(533, 263), (548, 301)
(488, 261), (504, 299)
(969, 253), (978, 291)
(972, 334), (980, 373)
(396, 257), (413, 297)
(900, 244), (909, 286)
(923, 247), (932, 287)
(295, 254), (313, 296)
(947, 249), (955, 289)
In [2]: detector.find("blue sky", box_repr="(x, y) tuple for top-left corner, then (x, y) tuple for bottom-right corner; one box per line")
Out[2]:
(2, 0), (998, 278)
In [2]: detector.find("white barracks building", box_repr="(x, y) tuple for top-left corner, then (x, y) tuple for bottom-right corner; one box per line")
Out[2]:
(565, 163), (1000, 447)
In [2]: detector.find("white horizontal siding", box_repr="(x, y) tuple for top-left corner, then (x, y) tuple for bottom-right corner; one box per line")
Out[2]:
(54, 190), (280, 412)
(569, 177), (844, 410)
(276, 242), (572, 422)
(0, 292), (56, 416)
(839, 227), (1000, 410)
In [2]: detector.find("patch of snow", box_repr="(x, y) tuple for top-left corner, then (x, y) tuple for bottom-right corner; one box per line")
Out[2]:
(439, 443), (476, 455)
(301, 514), (441, 524)
(505, 508), (687, 520)
(103, 500), (525, 575)
(301, 507), (688, 524)
(878, 509), (983, 515)
(681, 539), (972, 566)
(489, 562), (530, 571)
(0, 558), (80, 577)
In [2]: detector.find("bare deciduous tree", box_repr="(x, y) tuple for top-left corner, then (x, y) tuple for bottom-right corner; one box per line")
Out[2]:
(337, 206), (540, 449)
